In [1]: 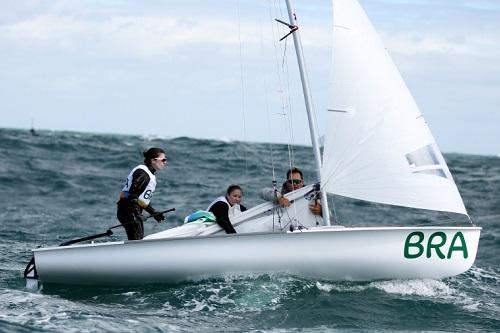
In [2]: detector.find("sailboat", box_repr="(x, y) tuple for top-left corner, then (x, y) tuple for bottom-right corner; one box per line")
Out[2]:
(30, 119), (39, 136)
(24, 0), (480, 286)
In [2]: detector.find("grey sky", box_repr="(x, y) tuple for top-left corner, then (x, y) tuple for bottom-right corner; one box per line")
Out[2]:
(1, 0), (499, 155)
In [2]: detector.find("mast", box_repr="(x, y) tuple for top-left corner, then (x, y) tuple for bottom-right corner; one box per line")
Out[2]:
(283, 0), (331, 225)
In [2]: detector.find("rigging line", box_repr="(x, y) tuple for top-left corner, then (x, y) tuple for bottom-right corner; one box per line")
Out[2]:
(281, 75), (300, 226)
(274, 16), (296, 173)
(269, 0), (287, 119)
(301, 46), (322, 152)
(280, 25), (298, 217)
(279, 200), (310, 231)
(275, 4), (296, 172)
(269, 0), (295, 173)
(281, 38), (296, 172)
(268, 0), (287, 229)
(236, 0), (248, 178)
(270, 0), (299, 221)
(258, 13), (277, 183)
(269, 0), (299, 222)
(269, 0), (296, 227)
(329, 194), (340, 224)
(467, 214), (475, 226)
(269, 0), (287, 110)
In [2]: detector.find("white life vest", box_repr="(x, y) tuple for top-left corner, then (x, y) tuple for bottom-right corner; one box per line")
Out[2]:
(122, 164), (156, 208)
(207, 196), (242, 220)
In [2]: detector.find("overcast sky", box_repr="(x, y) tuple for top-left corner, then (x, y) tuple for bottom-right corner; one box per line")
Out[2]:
(1, 0), (499, 155)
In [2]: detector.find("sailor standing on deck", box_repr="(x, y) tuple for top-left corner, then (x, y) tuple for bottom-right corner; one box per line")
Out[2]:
(117, 148), (168, 240)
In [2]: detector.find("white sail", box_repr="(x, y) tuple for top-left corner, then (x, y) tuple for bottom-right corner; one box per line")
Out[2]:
(321, 0), (467, 215)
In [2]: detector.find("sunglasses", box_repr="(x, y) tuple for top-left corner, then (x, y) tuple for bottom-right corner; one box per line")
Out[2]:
(287, 179), (303, 185)
(153, 157), (168, 163)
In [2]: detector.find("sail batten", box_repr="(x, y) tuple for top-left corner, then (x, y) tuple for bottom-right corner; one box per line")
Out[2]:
(321, 0), (467, 215)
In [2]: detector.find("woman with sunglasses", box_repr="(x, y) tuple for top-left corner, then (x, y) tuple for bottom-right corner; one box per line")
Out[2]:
(207, 184), (247, 234)
(117, 147), (168, 240)
(261, 167), (322, 216)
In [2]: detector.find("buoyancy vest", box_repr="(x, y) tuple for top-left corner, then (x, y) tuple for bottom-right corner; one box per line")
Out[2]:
(122, 165), (157, 208)
(207, 196), (242, 220)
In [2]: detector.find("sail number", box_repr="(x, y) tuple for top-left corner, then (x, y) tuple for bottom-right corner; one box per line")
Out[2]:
(404, 231), (468, 259)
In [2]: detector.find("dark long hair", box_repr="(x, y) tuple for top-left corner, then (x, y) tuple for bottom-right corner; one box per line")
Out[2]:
(226, 184), (243, 196)
(143, 147), (166, 166)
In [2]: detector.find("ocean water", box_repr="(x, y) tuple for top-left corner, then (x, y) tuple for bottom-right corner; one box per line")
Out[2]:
(0, 128), (498, 332)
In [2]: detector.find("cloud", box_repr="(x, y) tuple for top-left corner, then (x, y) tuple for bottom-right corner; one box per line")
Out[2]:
(1, 9), (333, 61)
(2, 14), (232, 57)
(463, 0), (500, 11)
(383, 32), (498, 57)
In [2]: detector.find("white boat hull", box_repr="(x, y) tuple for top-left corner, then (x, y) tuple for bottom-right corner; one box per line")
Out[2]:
(32, 226), (481, 285)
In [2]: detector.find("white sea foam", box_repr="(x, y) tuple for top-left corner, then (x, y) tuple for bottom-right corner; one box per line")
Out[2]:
(217, 137), (232, 143)
(184, 298), (215, 312)
(139, 133), (172, 141)
(468, 266), (500, 282)
(315, 279), (460, 299)
(369, 279), (455, 297)
(315, 281), (368, 293)
(121, 291), (138, 296)
(182, 273), (309, 314)
(206, 287), (236, 306)
(24, 278), (39, 290)
(448, 266), (500, 314)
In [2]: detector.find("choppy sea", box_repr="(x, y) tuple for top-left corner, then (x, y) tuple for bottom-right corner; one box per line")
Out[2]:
(0, 128), (498, 332)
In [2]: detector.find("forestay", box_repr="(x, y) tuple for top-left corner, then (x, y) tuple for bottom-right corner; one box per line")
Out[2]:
(321, 0), (467, 215)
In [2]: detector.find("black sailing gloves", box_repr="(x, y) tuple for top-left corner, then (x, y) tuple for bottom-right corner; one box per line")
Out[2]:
(153, 212), (165, 223)
(145, 205), (165, 223)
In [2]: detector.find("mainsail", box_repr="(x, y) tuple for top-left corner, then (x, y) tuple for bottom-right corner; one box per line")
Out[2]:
(321, 0), (467, 215)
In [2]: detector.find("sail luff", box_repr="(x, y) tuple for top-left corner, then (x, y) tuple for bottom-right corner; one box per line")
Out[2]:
(321, 0), (467, 215)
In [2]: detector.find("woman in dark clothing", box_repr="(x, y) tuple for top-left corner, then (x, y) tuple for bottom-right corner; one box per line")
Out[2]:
(207, 184), (247, 234)
(117, 147), (168, 240)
